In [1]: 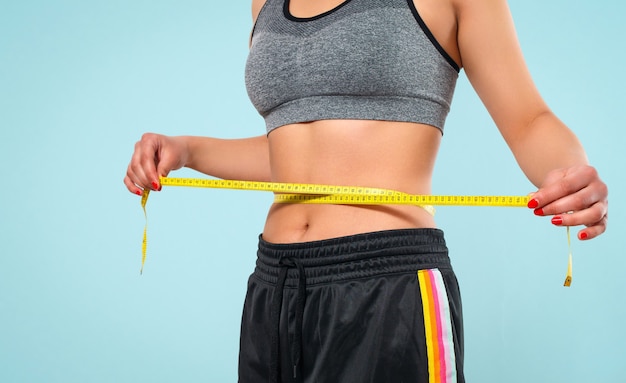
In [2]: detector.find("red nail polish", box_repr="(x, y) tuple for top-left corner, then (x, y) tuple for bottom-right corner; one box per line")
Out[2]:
(551, 216), (563, 225)
(534, 208), (544, 216)
(152, 181), (159, 190)
(527, 199), (539, 209)
(579, 232), (588, 240)
(135, 190), (142, 196)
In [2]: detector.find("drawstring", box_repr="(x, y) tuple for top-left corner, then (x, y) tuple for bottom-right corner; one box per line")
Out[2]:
(269, 255), (307, 383)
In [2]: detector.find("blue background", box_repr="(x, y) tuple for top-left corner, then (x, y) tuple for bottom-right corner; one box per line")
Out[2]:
(1, 1), (624, 381)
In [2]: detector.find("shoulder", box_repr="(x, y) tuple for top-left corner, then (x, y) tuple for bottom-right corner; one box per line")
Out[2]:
(449, 0), (514, 33)
(449, 0), (518, 68)
(252, 0), (268, 22)
(450, 0), (507, 14)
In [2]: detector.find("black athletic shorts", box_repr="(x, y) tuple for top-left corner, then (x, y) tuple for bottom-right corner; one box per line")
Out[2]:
(239, 228), (464, 383)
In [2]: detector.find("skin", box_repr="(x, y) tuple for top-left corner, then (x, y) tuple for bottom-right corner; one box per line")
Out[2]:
(124, 0), (608, 243)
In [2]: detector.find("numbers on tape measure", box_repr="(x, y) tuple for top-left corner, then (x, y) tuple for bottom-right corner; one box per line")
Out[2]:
(140, 177), (571, 287)
(160, 177), (529, 205)
(272, 193), (528, 207)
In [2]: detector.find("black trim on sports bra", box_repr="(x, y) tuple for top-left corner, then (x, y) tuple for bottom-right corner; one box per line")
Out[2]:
(407, 0), (460, 72)
(283, 0), (354, 22)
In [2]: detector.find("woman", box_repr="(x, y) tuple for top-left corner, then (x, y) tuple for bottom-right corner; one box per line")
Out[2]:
(124, 0), (608, 381)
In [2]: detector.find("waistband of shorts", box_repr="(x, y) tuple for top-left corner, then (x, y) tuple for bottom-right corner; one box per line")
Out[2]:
(254, 228), (450, 287)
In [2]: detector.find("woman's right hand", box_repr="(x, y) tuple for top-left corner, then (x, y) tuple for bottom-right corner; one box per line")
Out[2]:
(123, 133), (189, 195)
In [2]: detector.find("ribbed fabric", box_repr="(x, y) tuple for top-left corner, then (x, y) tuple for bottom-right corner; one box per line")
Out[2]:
(254, 228), (451, 286)
(245, 0), (459, 134)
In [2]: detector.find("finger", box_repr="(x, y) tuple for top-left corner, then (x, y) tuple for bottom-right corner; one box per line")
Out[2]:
(125, 161), (153, 194)
(155, 149), (177, 180)
(577, 213), (608, 241)
(138, 142), (161, 188)
(533, 186), (604, 217)
(123, 174), (144, 196)
(154, 136), (187, 181)
(548, 200), (607, 228)
(531, 172), (607, 216)
(128, 136), (161, 190)
(127, 157), (158, 191)
(529, 166), (600, 208)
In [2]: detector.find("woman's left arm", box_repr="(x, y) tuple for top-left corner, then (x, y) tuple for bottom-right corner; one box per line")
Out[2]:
(453, 0), (608, 239)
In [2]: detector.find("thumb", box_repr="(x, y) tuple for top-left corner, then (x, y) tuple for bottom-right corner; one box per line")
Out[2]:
(155, 144), (186, 181)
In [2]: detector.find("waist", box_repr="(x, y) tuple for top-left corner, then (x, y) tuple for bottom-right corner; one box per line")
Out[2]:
(254, 228), (450, 287)
(263, 119), (441, 243)
(263, 203), (436, 243)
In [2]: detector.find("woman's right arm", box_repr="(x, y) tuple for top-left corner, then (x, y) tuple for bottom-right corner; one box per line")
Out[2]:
(252, 0), (266, 20)
(123, 133), (271, 195)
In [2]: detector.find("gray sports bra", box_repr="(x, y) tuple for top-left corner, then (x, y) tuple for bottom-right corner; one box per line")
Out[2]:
(245, 0), (460, 134)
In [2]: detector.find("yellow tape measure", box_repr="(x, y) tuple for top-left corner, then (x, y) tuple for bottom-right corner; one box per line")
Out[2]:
(140, 177), (573, 286)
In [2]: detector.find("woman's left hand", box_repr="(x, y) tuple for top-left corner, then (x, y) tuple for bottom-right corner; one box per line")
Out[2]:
(527, 165), (608, 240)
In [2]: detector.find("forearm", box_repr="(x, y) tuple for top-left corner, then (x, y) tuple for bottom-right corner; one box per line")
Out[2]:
(183, 135), (271, 181)
(453, 0), (606, 239)
(507, 112), (589, 188)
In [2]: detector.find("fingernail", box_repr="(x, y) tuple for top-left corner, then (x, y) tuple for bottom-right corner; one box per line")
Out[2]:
(152, 181), (159, 190)
(527, 199), (539, 209)
(551, 216), (563, 225)
(579, 232), (588, 240)
(534, 208), (544, 216)
(135, 190), (142, 196)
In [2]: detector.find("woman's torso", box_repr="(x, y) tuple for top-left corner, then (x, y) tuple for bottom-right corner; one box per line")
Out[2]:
(251, 0), (462, 243)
